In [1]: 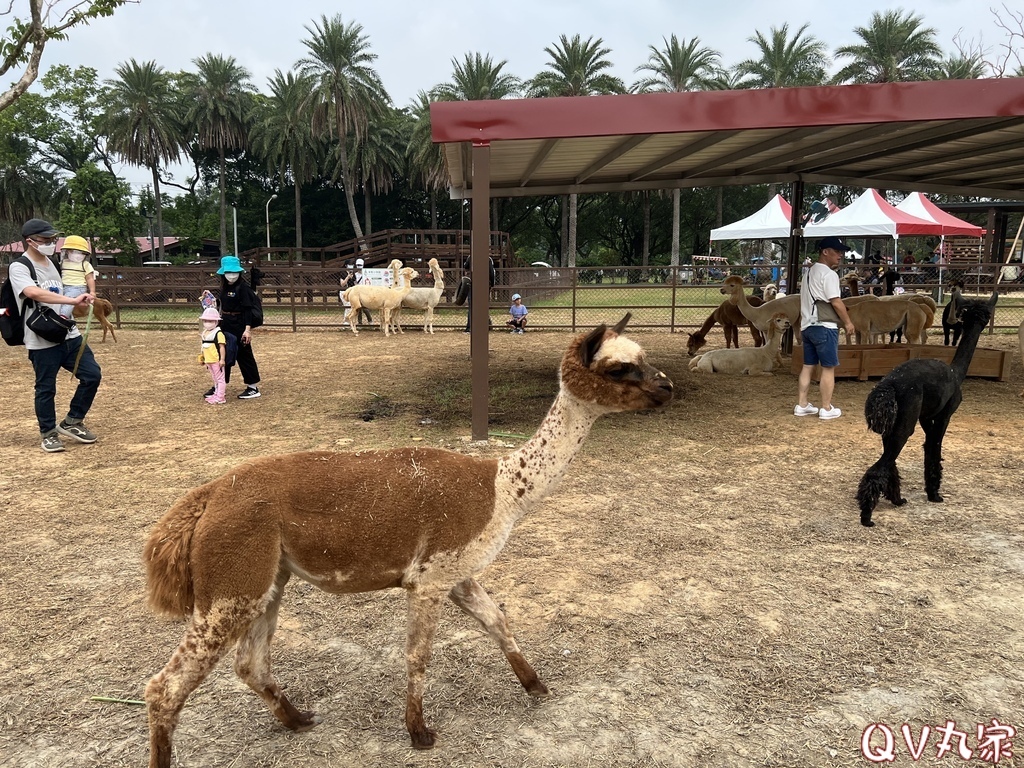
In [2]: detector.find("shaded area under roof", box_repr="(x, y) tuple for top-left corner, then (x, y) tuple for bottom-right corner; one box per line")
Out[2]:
(431, 79), (1024, 201)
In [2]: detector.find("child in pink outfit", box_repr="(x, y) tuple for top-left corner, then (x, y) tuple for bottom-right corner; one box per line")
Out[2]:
(198, 307), (227, 404)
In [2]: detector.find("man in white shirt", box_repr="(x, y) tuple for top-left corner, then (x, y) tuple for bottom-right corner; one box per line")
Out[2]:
(795, 237), (856, 421)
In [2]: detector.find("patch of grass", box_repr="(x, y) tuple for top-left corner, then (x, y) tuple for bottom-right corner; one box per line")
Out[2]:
(358, 392), (401, 422)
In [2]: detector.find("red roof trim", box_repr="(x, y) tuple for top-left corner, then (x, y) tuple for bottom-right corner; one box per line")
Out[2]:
(431, 79), (1024, 143)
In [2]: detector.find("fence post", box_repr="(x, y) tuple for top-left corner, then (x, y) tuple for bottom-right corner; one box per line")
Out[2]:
(289, 262), (297, 332)
(670, 266), (678, 332)
(571, 267), (577, 333)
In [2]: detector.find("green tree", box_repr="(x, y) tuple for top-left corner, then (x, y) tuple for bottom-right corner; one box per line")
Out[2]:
(432, 52), (522, 101)
(832, 10), (942, 83)
(524, 36), (621, 268)
(298, 13), (390, 249)
(252, 70), (318, 250)
(935, 54), (988, 80)
(734, 23), (830, 88)
(100, 59), (183, 260)
(57, 162), (140, 258)
(349, 106), (404, 234)
(633, 34), (722, 268)
(183, 54), (256, 255)
(0, 0), (127, 112)
(405, 91), (448, 230)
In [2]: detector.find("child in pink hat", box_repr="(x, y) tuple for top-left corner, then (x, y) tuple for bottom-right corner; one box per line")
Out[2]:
(198, 307), (227, 404)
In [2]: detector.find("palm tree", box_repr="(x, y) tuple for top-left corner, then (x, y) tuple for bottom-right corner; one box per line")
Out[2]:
(100, 59), (182, 260)
(633, 34), (722, 93)
(524, 36), (622, 268)
(406, 91), (448, 229)
(298, 14), (390, 248)
(935, 54), (988, 80)
(349, 106), (404, 235)
(832, 10), (942, 84)
(734, 23), (830, 88)
(183, 54), (256, 255)
(252, 70), (319, 250)
(633, 35), (722, 268)
(432, 52), (522, 101)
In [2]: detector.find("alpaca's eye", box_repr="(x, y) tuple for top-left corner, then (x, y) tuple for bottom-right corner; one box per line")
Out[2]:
(607, 365), (630, 380)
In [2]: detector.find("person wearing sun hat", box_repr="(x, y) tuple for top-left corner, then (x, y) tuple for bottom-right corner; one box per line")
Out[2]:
(214, 255), (262, 399)
(7, 218), (102, 452)
(58, 235), (97, 317)
(795, 236), (857, 421)
(197, 306), (228, 404)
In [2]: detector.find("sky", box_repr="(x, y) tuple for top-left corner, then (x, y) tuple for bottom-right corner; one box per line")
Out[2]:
(32, 0), (1020, 192)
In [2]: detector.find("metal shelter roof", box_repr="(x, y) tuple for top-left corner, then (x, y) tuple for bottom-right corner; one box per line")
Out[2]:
(431, 78), (1024, 201)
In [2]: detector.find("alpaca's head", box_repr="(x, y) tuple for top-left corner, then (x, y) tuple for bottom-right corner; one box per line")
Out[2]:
(561, 313), (673, 412)
(953, 291), (998, 328)
(721, 275), (744, 300)
(768, 312), (791, 339)
(686, 333), (706, 357)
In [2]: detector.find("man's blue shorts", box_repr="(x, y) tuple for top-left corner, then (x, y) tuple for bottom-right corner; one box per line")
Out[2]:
(802, 324), (840, 368)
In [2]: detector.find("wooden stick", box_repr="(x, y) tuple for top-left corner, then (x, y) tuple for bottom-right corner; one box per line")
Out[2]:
(90, 695), (145, 706)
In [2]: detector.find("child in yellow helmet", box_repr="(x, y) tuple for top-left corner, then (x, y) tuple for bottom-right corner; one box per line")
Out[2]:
(59, 235), (96, 318)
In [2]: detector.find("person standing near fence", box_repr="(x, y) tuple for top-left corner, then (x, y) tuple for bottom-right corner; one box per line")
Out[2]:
(7, 218), (102, 452)
(213, 255), (262, 400)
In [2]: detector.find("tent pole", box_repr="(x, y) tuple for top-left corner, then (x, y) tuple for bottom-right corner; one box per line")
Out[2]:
(783, 179), (805, 355)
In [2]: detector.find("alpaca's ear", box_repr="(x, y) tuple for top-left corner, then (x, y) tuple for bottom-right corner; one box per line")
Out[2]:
(612, 313), (631, 335)
(989, 291), (999, 308)
(950, 290), (960, 317)
(579, 323), (610, 367)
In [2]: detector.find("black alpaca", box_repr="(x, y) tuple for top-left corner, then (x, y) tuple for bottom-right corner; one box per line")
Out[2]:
(856, 292), (998, 527)
(942, 279), (966, 346)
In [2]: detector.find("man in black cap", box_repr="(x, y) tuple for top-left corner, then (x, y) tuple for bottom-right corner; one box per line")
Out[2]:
(7, 218), (102, 452)
(795, 236), (856, 421)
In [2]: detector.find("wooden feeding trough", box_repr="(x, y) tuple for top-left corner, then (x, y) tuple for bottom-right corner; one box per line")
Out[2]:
(790, 343), (1011, 381)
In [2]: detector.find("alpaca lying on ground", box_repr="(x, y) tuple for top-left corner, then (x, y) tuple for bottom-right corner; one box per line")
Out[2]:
(686, 296), (764, 356)
(689, 313), (790, 375)
(142, 314), (673, 766)
(394, 257), (445, 333)
(342, 263), (419, 336)
(72, 297), (116, 342)
(942, 279), (966, 346)
(855, 292), (998, 526)
(843, 299), (930, 345)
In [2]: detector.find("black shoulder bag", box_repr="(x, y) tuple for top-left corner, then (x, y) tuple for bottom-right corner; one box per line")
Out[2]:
(20, 257), (76, 344)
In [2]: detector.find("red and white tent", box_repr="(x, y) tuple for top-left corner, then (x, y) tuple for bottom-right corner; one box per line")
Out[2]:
(710, 194), (793, 241)
(894, 193), (984, 237)
(805, 189), (938, 239)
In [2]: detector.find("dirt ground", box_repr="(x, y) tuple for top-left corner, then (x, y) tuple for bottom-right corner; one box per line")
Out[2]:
(1, 321), (1023, 768)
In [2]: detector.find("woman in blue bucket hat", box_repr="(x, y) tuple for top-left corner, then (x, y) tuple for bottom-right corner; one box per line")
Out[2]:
(211, 255), (263, 399)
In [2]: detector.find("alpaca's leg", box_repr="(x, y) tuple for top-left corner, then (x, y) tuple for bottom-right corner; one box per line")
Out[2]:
(857, 431), (912, 526)
(404, 590), (445, 749)
(449, 578), (549, 696)
(233, 570), (318, 731)
(921, 413), (953, 503)
(147, 600), (263, 768)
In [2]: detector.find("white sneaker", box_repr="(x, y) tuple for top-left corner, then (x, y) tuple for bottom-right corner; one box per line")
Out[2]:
(819, 405), (842, 420)
(793, 403), (819, 417)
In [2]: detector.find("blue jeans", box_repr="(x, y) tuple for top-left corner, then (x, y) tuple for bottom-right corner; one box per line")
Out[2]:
(801, 325), (840, 368)
(27, 336), (102, 434)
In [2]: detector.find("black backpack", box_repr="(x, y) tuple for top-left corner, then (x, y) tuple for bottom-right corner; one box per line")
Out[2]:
(1, 256), (33, 346)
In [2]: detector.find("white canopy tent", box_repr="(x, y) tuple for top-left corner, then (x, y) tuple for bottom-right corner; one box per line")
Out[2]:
(805, 189), (938, 239)
(710, 195), (793, 241)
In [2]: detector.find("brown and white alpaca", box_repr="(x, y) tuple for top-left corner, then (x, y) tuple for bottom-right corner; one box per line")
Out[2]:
(686, 297), (765, 356)
(143, 314), (673, 767)
(689, 312), (790, 375)
(393, 257), (445, 334)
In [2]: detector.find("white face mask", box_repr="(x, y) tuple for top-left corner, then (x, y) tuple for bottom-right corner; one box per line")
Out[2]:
(224, 273), (241, 284)
(202, 320), (218, 330)
(66, 251), (87, 263)
(33, 242), (57, 257)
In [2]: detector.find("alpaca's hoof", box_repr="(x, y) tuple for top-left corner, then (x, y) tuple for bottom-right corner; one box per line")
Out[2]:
(526, 680), (551, 697)
(291, 711), (321, 732)
(861, 517), (875, 527)
(410, 728), (437, 750)
(893, 497), (907, 507)
(927, 493), (944, 503)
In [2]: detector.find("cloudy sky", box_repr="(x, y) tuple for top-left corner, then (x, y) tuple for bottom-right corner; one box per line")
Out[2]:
(35, 0), (1018, 190)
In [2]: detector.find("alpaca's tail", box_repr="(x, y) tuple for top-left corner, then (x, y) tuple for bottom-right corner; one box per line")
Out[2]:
(143, 486), (209, 618)
(864, 381), (898, 436)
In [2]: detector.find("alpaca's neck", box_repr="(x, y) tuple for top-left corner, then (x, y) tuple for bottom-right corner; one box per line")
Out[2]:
(950, 316), (988, 384)
(499, 389), (603, 517)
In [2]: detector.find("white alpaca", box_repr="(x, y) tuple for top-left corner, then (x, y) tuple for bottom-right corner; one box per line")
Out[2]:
(689, 313), (791, 375)
(393, 258), (445, 334)
(142, 314), (673, 765)
(343, 262), (418, 336)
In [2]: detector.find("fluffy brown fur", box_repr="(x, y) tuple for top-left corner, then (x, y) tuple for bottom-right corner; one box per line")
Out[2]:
(686, 297), (765, 356)
(143, 314), (673, 767)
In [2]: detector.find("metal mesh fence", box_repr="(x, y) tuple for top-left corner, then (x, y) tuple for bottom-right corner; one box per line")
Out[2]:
(3, 260), (1022, 334)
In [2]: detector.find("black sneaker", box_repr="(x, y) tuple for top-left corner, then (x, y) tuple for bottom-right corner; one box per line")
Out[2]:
(42, 431), (65, 453)
(203, 386), (215, 398)
(57, 420), (97, 443)
(238, 386), (261, 400)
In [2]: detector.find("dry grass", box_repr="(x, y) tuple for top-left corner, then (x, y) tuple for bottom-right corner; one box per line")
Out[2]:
(1, 324), (1022, 767)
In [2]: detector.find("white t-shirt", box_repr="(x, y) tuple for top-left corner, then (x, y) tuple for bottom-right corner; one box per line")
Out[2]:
(800, 261), (841, 331)
(8, 255), (80, 349)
